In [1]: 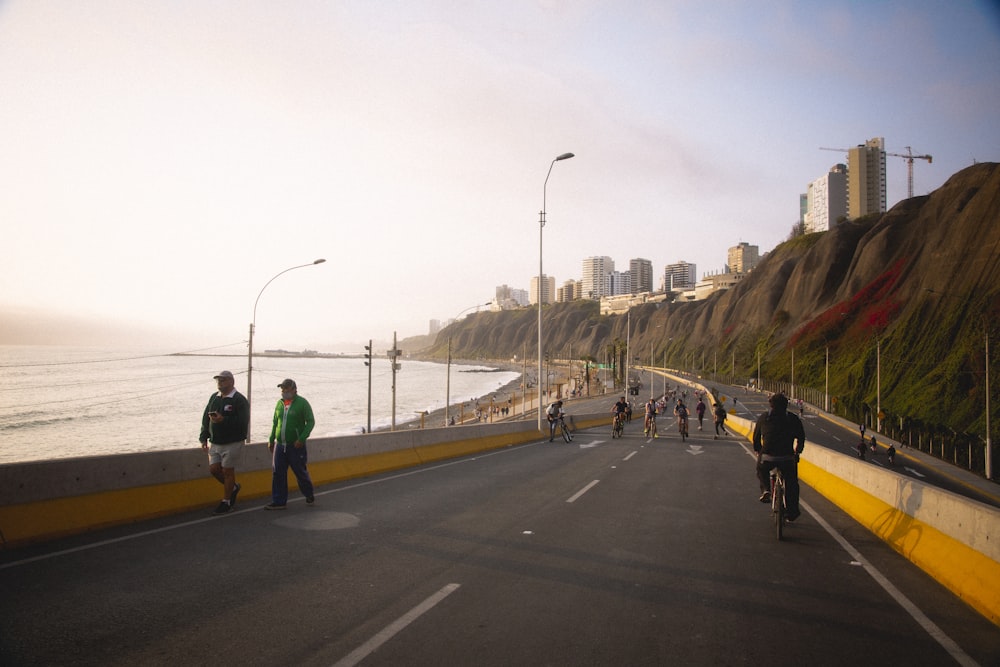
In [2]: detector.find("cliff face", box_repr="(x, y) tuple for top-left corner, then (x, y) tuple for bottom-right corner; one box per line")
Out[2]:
(419, 163), (1000, 434)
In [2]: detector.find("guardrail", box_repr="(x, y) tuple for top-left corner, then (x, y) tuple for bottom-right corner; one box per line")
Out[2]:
(0, 413), (610, 548)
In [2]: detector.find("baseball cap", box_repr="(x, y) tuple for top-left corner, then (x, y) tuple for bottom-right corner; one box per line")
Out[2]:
(277, 378), (297, 389)
(213, 370), (234, 380)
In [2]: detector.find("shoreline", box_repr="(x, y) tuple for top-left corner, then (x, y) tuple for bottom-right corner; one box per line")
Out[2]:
(384, 359), (529, 431)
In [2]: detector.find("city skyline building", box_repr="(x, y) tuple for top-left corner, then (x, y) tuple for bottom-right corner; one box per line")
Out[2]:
(581, 256), (614, 300)
(727, 243), (760, 274)
(804, 164), (848, 233)
(629, 258), (653, 294)
(848, 137), (887, 219)
(530, 274), (555, 306)
(663, 261), (697, 292)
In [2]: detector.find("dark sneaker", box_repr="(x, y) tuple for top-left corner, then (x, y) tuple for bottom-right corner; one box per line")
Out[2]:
(264, 503), (286, 511)
(213, 501), (231, 515)
(306, 496), (315, 505)
(229, 483), (241, 509)
(759, 491), (771, 503)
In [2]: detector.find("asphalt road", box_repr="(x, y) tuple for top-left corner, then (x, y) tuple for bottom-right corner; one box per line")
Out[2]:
(2, 413), (999, 666)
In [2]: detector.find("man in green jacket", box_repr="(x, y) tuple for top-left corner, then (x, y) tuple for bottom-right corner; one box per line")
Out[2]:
(265, 378), (316, 509)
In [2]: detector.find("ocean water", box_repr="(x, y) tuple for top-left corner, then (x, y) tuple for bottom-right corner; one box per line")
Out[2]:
(0, 345), (522, 464)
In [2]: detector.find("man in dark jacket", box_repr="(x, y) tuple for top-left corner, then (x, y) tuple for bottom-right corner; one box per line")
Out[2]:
(199, 370), (250, 515)
(752, 393), (806, 521)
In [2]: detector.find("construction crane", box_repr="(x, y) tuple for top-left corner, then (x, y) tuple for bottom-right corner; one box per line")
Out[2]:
(819, 145), (932, 198)
(887, 147), (933, 198)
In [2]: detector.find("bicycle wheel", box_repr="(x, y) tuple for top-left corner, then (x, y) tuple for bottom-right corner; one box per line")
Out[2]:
(562, 420), (572, 443)
(650, 420), (657, 439)
(773, 478), (785, 540)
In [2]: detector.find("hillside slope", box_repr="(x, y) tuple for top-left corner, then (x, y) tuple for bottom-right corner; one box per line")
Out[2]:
(418, 163), (1000, 442)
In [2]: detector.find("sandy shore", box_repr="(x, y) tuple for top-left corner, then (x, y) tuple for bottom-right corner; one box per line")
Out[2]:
(385, 359), (542, 431)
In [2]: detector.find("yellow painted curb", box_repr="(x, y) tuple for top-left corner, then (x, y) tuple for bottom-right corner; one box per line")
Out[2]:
(801, 459), (1000, 628)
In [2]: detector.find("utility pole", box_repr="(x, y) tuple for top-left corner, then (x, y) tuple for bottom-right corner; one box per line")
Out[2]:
(364, 340), (373, 434)
(389, 331), (401, 431)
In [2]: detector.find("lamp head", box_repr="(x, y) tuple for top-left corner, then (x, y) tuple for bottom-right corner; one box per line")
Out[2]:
(555, 152), (575, 161)
(313, 258), (326, 265)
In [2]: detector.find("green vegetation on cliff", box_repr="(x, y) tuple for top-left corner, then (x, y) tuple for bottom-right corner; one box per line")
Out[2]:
(415, 163), (1000, 470)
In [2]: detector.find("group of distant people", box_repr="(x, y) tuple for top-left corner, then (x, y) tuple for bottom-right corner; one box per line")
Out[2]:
(198, 371), (316, 515)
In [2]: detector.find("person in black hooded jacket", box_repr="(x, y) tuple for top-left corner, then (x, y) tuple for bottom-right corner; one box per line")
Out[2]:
(752, 392), (805, 521)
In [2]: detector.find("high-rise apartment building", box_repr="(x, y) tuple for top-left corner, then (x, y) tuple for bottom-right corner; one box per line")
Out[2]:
(727, 243), (760, 274)
(606, 271), (631, 296)
(530, 274), (555, 306)
(629, 258), (653, 294)
(557, 279), (579, 302)
(848, 137), (886, 219)
(804, 164), (848, 233)
(663, 261), (697, 292)
(581, 256), (614, 300)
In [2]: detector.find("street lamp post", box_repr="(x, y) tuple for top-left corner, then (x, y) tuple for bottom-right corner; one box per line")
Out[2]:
(247, 258), (325, 442)
(538, 152), (575, 432)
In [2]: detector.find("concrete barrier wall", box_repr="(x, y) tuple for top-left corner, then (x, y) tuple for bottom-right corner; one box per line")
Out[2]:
(658, 370), (1000, 627)
(0, 413), (610, 547)
(719, 392), (1000, 628)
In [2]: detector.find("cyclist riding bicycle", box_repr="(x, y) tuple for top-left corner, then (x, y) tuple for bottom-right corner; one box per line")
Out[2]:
(612, 396), (629, 432)
(674, 399), (690, 438)
(752, 393), (806, 521)
(644, 397), (658, 436)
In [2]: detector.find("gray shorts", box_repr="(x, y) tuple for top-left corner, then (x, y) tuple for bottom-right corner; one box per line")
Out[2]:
(208, 441), (244, 469)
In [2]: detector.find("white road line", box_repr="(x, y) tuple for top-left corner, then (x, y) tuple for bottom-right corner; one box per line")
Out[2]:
(806, 505), (978, 667)
(735, 440), (977, 666)
(332, 583), (461, 667)
(623, 451), (638, 461)
(566, 480), (600, 503)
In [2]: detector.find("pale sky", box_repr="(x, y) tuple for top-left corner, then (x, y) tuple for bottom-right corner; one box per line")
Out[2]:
(2, 1), (999, 353)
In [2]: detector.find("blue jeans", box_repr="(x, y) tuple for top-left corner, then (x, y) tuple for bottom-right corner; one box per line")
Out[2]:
(271, 443), (315, 505)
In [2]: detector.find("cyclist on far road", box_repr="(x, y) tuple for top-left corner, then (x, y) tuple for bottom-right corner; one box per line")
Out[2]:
(644, 396), (658, 437)
(612, 396), (629, 431)
(752, 393), (806, 521)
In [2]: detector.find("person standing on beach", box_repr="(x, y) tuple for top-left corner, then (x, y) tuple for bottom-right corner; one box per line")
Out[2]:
(266, 379), (316, 509)
(199, 370), (249, 515)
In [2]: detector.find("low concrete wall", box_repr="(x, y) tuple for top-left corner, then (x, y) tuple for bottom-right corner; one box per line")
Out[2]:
(0, 413), (609, 547)
(696, 379), (1000, 628)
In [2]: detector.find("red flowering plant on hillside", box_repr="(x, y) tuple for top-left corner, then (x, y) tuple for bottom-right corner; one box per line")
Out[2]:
(791, 258), (907, 348)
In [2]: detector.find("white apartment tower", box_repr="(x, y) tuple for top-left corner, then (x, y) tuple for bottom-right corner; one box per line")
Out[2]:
(582, 256), (614, 300)
(848, 137), (887, 219)
(663, 261), (697, 292)
(804, 164), (848, 233)
(530, 274), (556, 306)
(629, 258), (653, 294)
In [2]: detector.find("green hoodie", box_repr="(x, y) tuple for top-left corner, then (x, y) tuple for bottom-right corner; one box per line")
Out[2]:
(269, 395), (315, 445)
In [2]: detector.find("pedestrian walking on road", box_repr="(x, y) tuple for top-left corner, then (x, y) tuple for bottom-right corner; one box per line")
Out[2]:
(695, 398), (706, 430)
(266, 379), (316, 510)
(713, 402), (728, 438)
(199, 370), (249, 515)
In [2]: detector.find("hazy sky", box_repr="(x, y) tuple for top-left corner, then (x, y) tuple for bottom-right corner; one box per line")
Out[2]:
(2, 1), (998, 352)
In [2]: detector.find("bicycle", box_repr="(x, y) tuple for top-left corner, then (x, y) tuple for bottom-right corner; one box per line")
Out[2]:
(770, 466), (787, 540)
(645, 414), (657, 439)
(678, 416), (688, 441)
(612, 413), (624, 438)
(554, 416), (573, 443)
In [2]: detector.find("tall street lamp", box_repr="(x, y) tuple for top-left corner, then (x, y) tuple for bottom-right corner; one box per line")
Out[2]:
(538, 152), (575, 432)
(247, 258), (326, 441)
